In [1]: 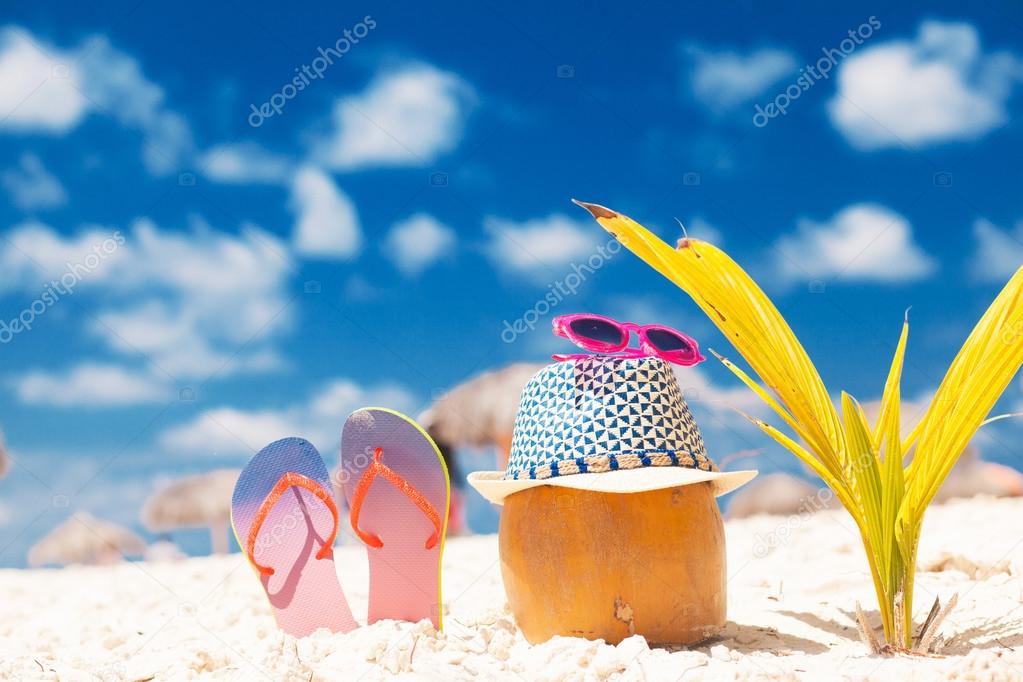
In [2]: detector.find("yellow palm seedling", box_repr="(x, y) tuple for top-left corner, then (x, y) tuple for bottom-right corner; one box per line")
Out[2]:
(574, 200), (1023, 652)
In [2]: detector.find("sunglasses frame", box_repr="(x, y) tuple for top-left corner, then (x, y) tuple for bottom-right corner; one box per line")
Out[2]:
(551, 313), (706, 367)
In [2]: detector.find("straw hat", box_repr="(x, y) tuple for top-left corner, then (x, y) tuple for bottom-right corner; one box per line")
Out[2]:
(468, 356), (756, 503)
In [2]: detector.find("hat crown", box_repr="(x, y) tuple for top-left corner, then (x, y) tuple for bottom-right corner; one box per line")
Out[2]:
(507, 356), (709, 480)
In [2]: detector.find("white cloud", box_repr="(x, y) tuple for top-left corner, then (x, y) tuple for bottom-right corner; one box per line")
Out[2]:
(2, 153), (66, 211)
(0, 27), (88, 132)
(159, 378), (418, 456)
(0, 27), (194, 174)
(77, 35), (194, 175)
(684, 216), (723, 245)
(384, 213), (456, 276)
(200, 142), (292, 184)
(92, 301), (285, 379)
(829, 20), (1023, 149)
(162, 407), (297, 456)
(289, 166), (361, 259)
(672, 366), (766, 417)
(772, 203), (937, 283)
(0, 220), (125, 290)
(485, 214), (601, 274)
(685, 45), (797, 112)
(0, 217), (293, 381)
(12, 363), (169, 407)
(970, 218), (1023, 282)
(90, 218), (292, 378)
(316, 63), (475, 169)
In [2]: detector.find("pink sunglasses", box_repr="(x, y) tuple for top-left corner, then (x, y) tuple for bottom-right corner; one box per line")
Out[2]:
(551, 313), (706, 366)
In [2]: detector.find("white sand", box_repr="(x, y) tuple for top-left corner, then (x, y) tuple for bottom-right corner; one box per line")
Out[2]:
(3, 496), (1023, 681)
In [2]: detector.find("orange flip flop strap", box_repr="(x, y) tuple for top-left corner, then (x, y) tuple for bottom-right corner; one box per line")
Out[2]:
(246, 471), (339, 576)
(349, 447), (442, 550)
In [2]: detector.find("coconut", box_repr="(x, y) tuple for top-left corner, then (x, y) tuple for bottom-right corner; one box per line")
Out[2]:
(499, 482), (725, 645)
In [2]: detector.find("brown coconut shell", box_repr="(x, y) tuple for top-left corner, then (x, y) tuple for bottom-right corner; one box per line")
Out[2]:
(499, 482), (726, 645)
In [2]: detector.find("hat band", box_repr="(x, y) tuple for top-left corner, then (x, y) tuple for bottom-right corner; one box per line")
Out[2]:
(507, 450), (717, 481)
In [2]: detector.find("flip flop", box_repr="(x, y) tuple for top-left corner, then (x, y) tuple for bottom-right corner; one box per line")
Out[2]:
(231, 437), (358, 637)
(340, 407), (450, 629)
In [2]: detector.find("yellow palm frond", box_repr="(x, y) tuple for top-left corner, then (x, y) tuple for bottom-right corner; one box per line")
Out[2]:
(905, 267), (1023, 510)
(575, 200), (1023, 649)
(572, 201), (844, 475)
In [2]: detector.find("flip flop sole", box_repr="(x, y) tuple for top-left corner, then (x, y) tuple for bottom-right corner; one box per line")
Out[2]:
(231, 437), (358, 637)
(340, 407), (450, 629)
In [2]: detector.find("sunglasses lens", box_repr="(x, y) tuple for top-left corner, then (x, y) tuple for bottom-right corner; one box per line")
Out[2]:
(645, 328), (692, 353)
(569, 318), (625, 346)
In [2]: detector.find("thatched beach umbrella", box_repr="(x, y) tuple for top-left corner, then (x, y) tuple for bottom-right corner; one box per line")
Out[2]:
(418, 363), (544, 471)
(416, 363), (542, 534)
(141, 469), (239, 554)
(28, 512), (146, 566)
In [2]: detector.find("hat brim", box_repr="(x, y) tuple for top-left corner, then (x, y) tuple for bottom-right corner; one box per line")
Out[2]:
(467, 466), (757, 505)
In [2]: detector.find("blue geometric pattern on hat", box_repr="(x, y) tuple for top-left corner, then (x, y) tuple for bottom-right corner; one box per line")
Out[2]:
(506, 355), (709, 480)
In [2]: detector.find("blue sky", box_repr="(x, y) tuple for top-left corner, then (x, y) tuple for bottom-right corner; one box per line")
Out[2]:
(1, 2), (1023, 565)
